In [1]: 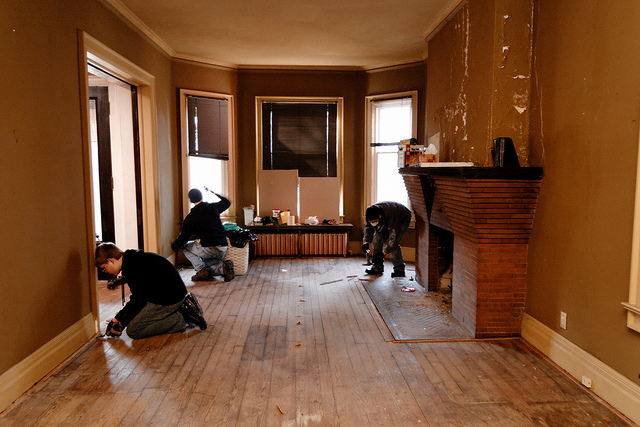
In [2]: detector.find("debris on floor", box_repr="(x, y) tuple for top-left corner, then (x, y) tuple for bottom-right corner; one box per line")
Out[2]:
(319, 279), (343, 286)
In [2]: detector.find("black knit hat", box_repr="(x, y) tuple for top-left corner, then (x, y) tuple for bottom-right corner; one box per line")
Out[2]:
(366, 205), (383, 221)
(188, 188), (203, 203)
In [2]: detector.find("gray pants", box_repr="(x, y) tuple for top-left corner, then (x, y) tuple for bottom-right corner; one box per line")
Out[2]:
(371, 220), (411, 273)
(126, 300), (186, 339)
(182, 239), (228, 274)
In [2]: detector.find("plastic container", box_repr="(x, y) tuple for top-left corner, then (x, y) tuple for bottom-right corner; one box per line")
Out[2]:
(243, 205), (255, 226)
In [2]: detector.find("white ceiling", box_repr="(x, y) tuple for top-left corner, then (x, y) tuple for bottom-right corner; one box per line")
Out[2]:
(102, 0), (464, 70)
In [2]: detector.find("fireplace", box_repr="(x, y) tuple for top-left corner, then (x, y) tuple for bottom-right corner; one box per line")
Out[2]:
(401, 166), (543, 338)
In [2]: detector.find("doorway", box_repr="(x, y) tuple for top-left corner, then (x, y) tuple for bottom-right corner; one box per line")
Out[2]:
(88, 66), (144, 325)
(88, 67), (143, 250)
(81, 31), (163, 332)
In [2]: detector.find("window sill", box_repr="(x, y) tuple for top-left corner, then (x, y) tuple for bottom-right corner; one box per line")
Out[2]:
(621, 302), (640, 333)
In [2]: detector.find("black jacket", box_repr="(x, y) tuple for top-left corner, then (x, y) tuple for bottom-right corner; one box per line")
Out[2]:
(115, 250), (187, 327)
(363, 201), (412, 250)
(171, 195), (231, 250)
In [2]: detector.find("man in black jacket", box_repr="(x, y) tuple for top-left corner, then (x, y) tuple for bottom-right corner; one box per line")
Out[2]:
(171, 188), (235, 282)
(362, 201), (412, 277)
(95, 243), (206, 339)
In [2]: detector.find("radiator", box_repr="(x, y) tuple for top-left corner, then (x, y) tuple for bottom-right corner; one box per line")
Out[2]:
(254, 232), (348, 257)
(254, 233), (299, 256)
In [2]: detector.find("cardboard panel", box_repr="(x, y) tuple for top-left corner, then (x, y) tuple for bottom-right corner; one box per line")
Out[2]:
(258, 170), (299, 218)
(299, 177), (340, 223)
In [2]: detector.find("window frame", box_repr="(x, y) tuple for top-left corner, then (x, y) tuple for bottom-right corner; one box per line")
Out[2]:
(624, 131), (640, 333)
(364, 91), (418, 214)
(179, 88), (236, 221)
(255, 96), (344, 216)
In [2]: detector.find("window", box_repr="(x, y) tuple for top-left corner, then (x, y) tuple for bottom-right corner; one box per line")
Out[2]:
(260, 100), (338, 177)
(256, 96), (344, 218)
(180, 89), (235, 219)
(364, 91), (417, 209)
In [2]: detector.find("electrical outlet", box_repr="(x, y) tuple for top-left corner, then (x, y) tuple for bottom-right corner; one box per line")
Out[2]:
(582, 375), (592, 388)
(560, 311), (567, 329)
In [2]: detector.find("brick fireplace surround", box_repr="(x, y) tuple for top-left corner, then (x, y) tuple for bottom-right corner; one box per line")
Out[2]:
(400, 167), (543, 338)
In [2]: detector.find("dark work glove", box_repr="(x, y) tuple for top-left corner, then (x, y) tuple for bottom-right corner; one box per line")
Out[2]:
(105, 319), (123, 337)
(362, 243), (370, 253)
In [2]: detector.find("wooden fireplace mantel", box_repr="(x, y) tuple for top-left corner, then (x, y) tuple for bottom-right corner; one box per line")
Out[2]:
(400, 166), (543, 338)
(399, 165), (543, 180)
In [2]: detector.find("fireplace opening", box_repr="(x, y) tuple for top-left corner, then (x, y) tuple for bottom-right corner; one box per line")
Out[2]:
(430, 225), (454, 292)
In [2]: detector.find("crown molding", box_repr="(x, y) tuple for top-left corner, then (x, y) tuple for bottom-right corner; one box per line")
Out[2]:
(422, 0), (468, 43)
(98, 0), (175, 57)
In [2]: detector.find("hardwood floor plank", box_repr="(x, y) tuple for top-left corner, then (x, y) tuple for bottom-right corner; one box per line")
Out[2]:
(264, 258), (302, 426)
(315, 260), (371, 425)
(204, 258), (283, 424)
(202, 266), (273, 424)
(294, 260), (336, 425)
(342, 277), (428, 424)
(118, 388), (167, 426)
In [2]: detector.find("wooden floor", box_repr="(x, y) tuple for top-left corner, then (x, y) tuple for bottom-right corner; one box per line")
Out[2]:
(1, 257), (633, 426)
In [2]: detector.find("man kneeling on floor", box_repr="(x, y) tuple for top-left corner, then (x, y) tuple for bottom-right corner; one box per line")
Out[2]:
(95, 242), (207, 339)
(171, 188), (235, 282)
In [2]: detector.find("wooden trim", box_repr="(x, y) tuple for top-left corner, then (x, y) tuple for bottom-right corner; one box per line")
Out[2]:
(0, 314), (95, 413)
(82, 31), (161, 254)
(364, 91), (418, 214)
(522, 313), (640, 425)
(178, 89), (237, 219)
(627, 120), (640, 333)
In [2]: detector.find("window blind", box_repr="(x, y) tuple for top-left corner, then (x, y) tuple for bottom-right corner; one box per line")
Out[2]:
(187, 95), (229, 160)
(262, 101), (337, 177)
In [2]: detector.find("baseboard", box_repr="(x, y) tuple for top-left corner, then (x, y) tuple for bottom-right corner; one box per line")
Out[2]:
(522, 313), (640, 425)
(0, 313), (96, 413)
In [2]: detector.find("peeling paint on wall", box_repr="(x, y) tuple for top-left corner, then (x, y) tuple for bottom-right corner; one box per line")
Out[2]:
(513, 92), (529, 114)
(499, 15), (511, 69)
(428, 1), (534, 166)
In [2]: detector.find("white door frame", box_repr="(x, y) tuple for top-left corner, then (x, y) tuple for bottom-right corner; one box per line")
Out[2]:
(78, 31), (161, 328)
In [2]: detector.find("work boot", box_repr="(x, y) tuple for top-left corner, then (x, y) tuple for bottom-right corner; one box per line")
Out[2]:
(391, 270), (406, 278)
(179, 293), (207, 330)
(191, 266), (213, 282)
(222, 259), (235, 282)
(184, 292), (203, 316)
(365, 265), (384, 275)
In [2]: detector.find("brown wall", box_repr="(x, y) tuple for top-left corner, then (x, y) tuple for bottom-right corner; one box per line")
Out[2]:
(526, 0), (640, 386)
(0, 0), (176, 375)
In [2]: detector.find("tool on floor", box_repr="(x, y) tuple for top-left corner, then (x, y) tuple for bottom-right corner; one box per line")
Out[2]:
(364, 249), (372, 266)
